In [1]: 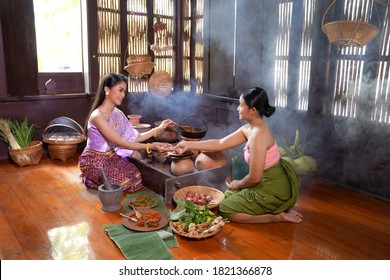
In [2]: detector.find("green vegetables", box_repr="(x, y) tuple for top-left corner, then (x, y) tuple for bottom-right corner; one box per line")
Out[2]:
(132, 194), (156, 207)
(0, 116), (38, 149)
(11, 116), (39, 148)
(171, 200), (216, 226)
(170, 201), (228, 237)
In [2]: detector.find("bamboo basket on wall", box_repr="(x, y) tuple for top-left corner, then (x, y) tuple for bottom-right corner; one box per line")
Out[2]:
(8, 140), (43, 167)
(322, 0), (380, 48)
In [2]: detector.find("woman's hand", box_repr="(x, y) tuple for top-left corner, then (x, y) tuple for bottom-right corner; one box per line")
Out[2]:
(157, 119), (175, 130)
(174, 140), (189, 154)
(227, 179), (241, 190)
(151, 142), (174, 152)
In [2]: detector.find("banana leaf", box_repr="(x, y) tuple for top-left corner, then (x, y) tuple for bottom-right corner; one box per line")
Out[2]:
(103, 192), (178, 260)
(103, 224), (174, 260)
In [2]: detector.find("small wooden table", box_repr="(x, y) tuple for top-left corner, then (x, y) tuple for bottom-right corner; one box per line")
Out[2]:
(42, 132), (86, 161)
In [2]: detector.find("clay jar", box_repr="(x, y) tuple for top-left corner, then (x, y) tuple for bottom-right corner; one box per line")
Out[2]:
(195, 151), (228, 171)
(154, 121), (178, 143)
(170, 155), (195, 176)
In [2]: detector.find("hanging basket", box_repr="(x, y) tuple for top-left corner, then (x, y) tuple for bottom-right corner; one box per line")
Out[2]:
(322, 20), (379, 48)
(124, 55), (155, 79)
(322, 0), (380, 48)
(148, 70), (173, 98)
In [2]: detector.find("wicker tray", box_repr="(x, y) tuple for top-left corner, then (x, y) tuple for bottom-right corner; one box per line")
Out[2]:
(173, 185), (225, 209)
(148, 70), (173, 98)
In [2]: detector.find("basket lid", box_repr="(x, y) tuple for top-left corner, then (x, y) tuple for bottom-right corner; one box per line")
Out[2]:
(44, 117), (84, 135)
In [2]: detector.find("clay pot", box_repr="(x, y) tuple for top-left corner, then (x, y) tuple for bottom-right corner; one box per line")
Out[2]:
(170, 156), (195, 176)
(98, 183), (123, 212)
(154, 121), (178, 143)
(195, 151), (228, 170)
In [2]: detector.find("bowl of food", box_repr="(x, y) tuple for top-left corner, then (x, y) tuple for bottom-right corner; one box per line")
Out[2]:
(173, 185), (225, 209)
(133, 123), (151, 133)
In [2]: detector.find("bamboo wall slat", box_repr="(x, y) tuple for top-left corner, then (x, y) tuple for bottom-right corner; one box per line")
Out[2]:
(297, 0), (316, 111)
(331, 0), (374, 119)
(97, 0), (205, 94)
(274, 1), (293, 108)
(372, 7), (390, 123)
(126, 0), (148, 93)
(97, 0), (121, 79)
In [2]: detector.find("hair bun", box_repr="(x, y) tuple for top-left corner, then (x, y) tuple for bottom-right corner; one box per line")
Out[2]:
(264, 106), (275, 117)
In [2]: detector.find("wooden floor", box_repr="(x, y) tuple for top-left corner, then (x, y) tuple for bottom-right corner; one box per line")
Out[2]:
(1, 152), (390, 260)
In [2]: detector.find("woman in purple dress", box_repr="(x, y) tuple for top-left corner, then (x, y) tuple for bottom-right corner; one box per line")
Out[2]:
(79, 73), (174, 192)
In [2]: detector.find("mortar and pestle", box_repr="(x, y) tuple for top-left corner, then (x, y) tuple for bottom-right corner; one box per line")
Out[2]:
(98, 167), (124, 212)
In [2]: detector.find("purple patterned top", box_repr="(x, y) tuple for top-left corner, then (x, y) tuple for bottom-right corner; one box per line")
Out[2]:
(85, 107), (140, 158)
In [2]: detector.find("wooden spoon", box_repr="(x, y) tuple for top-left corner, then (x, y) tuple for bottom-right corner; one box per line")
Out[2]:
(120, 212), (138, 223)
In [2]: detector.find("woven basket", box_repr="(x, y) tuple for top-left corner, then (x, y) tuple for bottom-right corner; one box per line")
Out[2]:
(173, 186), (225, 209)
(322, 20), (379, 48)
(148, 70), (173, 98)
(8, 141), (43, 167)
(124, 62), (155, 77)
(126, 55), (152, 64)
(48, 143), (77, 162)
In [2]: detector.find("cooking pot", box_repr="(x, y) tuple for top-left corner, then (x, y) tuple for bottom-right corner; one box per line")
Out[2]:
(177, 116), (207, 139)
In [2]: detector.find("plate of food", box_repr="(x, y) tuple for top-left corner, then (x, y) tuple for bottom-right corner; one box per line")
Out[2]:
(129, 193), (158, 209)
(121, 209), (169, 232)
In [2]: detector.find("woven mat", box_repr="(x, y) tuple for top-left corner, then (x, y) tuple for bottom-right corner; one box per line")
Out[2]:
(103, 191), (178, 260)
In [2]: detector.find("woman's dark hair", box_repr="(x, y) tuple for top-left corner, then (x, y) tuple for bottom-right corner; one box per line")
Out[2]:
(241, 87), (275, 118)
(84, 73), (128, 134)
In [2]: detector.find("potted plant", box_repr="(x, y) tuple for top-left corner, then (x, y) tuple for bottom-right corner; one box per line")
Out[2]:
(0, 116), (42, 166)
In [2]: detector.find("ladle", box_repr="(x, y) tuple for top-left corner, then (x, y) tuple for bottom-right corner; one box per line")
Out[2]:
(174, 122), (192, 131)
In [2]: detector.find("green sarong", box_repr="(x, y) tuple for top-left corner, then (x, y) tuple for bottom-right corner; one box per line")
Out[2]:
(219, 158), (300, 219)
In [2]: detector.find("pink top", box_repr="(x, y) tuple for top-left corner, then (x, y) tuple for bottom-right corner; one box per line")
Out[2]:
(244, 142), (280, 170)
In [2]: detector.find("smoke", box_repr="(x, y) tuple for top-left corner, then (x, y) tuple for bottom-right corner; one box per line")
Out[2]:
(123, 1), (390, 200)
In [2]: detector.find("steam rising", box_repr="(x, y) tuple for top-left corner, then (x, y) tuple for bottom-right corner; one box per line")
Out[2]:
(124, 1), (390, 201)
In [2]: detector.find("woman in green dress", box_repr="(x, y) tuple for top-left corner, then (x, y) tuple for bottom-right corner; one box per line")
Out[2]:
(174, 87), (302, 223)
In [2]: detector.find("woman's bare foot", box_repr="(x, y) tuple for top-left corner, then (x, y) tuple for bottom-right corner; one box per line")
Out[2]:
(279, 208), (303, 223)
